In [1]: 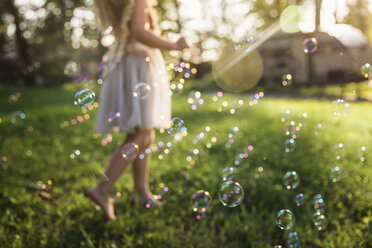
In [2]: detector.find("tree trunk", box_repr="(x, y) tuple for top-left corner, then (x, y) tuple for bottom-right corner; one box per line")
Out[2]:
(315, 0), (322, 31)
(357, 0), (366, 33)
(5, 0), (35, 86)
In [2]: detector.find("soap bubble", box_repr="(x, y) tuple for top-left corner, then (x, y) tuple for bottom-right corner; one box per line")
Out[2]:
(8, 91), (22, 104)
(107, 112), (120, 124)
(332, 99), (349, 117)
(187, 91), (204, 111)
(10, 111), (26, 126)
(192, 190), (211, 212)
(133, 83), (151, 100)
(170, 82), (184, 96)
(69, 149), (81, 159)
(0, 156), (7, 169)
(167, 118), (187, 140)
(313, 194), (325, 210)
(212, 44), (263, 92)
(280, 5), (304, 33)
(234, 36), (254, 52)
(283, 171), (300, 189)
(330, 166), (342, 182)
(287, 232), (300, 248)
(276, 209), (295, 230)
(360, 145), (367, 164)
(218, 181), (244, 207)
(295, 193), (305, 207)
(121, 143), (139, 159)
(334, 143), (345, 160)
(303, 38), (318, 54)
(361, 63), (371, 78)
(234, 145), (253, 166)
(312, 210), (327, 231)
(74, 89), (96, 108)
(222, 167), (235, 181)
(282, 74), (293, 86)
(314, 123), (322, 136)
(284, 138), (295, 153)
(64, 61), (78, 77)
(156, 183), (169, 200)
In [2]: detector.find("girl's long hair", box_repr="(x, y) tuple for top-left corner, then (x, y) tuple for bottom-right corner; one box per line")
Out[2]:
(93, 0), (126, 38)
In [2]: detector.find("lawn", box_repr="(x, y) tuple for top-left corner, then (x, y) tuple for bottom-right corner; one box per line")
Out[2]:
(0, 85), (372, 247)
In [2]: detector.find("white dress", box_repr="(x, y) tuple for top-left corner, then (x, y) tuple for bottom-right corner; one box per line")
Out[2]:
(94, 41), (171, 134)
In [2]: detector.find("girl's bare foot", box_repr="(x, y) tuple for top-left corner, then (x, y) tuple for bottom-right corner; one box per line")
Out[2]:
(88, 186), (116, 221)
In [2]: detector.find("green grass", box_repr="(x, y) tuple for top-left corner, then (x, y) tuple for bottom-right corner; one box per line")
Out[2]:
(0, 85), (372, 247)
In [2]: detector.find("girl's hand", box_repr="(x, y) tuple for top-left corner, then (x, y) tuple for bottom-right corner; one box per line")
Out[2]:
(174, 36), (190, 50)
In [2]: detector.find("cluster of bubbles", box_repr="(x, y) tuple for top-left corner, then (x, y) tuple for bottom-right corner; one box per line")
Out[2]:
(155, 183), (169, 201)
(149, 140), (173, 160)
(225, 126), (239, 148)
(282, 74), (293, 87)
(8, 91), (22, 104)
(10, 111), (26, 126)
(360, 145), (367, 164)
(69, 149), (81, 159)
(101, 134), (113, 146)
(107, 112), (121, 124)
(0, 156), (8, 170)
(312, 194), (327, 230)
(281, 109), (308, 153)
(332, 99), (349, 118)
(167, 61), (197, 97)
(187, 91), (204, 111)
(361, 63), (371, 79)
(60, 102), (98, 129)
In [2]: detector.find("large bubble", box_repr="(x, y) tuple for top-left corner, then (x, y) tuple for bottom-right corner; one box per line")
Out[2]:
(167, 118), (187, 140)
(133, 83), (151, 100)
(192, 190), (211, 212)
(283, 171), (300, 190)
(280, 5), (304, 33)
(295, 193), (305, 207)
(276, 209), (295, 230)
(121, 143), (139, 159)
(74, 89), (96, 108)
(212, 43), (263, 92)
(218, 181), (244, 207)
(10, 111), (26, 126)
(222, 167), (235, 181)
(330, 166), (342, 183)
(287, 231), (300, 248)
(312, 210), (327, 231)
(303, 38), (318, 54)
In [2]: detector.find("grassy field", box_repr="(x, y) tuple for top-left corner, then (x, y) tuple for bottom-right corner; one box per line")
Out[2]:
(0, 85), (372, 247)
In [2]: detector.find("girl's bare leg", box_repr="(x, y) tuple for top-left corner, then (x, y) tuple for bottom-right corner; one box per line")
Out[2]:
(88, 130), (144, 220)
(132, 129), (155, 203)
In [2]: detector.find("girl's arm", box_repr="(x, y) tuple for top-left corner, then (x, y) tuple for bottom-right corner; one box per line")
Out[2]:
(130, 0), (188, 50)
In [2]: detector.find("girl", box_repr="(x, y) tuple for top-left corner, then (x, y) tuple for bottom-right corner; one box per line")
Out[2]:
(89, 0), (190, 220)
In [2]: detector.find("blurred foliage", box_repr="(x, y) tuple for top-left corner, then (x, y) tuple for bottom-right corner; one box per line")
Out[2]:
(1, 0), (372, 86)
